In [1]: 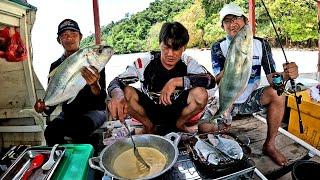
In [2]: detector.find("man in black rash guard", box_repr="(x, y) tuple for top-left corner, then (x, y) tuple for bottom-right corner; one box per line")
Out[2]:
(34, 19), (107, 145)
(107, 21), (216, 135)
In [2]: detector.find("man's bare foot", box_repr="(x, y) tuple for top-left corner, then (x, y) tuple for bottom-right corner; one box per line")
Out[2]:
(263, 144), (288, 166)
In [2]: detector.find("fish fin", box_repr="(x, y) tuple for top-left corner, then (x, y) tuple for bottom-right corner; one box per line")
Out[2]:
(67, 95), (77, 104)
(86, 53), (97, 66)
(48, 67), (58, 79)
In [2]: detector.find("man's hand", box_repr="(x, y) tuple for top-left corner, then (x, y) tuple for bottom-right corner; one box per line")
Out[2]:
(160, 77), (181, 105)
(144, 122), (156, 134)
(81, 66), (100, 85)
(34, 99), (46, 113)
(282, 62), (299, 80)
(107, 92), (128, 122)
(215, 70), (224, 85)
(81, 66), (101, 95)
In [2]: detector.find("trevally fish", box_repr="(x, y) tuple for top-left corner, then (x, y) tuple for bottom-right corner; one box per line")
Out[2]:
(20, 45), (113, 129)
(206, 24), (253, 123)
(44, 44), (114, 106)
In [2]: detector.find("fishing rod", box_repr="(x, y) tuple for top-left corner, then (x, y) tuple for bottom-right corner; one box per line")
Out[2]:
(260, 0), (304, 133)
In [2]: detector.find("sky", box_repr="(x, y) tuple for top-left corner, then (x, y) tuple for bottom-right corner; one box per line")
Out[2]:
(27, 0), (154, 87)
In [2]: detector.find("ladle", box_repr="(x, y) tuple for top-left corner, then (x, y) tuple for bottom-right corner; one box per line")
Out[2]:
(123, 121), (150, 170)
(22, 153), (45, 180)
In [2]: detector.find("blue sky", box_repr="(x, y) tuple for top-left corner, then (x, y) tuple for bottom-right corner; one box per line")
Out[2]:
(27, 0), (154, 86)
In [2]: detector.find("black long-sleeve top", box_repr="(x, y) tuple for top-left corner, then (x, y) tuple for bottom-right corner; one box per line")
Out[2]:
(107, 51), (216, 99)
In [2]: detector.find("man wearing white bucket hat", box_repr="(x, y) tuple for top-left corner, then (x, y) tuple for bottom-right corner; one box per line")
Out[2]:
(203, 2), (299, 166)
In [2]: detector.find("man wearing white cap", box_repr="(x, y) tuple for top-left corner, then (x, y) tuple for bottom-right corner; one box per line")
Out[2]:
(206, 3), (299, 166)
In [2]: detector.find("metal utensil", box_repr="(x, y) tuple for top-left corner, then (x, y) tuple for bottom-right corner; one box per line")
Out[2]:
(42, 144), (59, 170)
(123, 121), (150, 170)
(22, 153), (45, 180)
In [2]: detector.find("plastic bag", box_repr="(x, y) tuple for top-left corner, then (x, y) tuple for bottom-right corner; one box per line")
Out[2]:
(0, 27), (27, 62)
(5, 27), (27, 62)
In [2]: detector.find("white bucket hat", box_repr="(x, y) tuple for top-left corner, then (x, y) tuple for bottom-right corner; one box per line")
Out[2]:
(219, 3), (246, 24)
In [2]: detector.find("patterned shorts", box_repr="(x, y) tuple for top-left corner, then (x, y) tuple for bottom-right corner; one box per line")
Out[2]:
(231, 87), (268, 116)
(198, 87), (268, 127)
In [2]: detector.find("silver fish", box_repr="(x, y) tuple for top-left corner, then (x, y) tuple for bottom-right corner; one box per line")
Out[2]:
(194, 136), (220, 165)
(20, 45), (113, 130)
(44, 45), (114, 106)
(207, 134), (243, 160)
(209, 24), (253, 122)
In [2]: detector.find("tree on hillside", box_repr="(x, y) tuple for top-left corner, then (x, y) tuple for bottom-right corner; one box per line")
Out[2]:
(86, 0), (192, 53)
(174, 0), (206, 47)
(256, 0), (318, 47)
(81, 0), (318, 52)
(201, 0), (235, 20)
(201, 0), (247, 44)
(202, 0), (318, 48)
(145, 22), (163, 51)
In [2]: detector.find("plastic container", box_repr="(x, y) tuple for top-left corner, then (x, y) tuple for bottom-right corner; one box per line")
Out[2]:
(51, 144), (94, 180)
(287, 90), (320, 150)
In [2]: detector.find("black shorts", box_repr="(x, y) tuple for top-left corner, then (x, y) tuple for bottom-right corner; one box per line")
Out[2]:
(134, 88), (189, 134)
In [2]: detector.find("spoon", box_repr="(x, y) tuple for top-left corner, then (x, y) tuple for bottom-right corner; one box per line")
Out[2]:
(42, 144), (59, 170)
(22, 153), (45, 180)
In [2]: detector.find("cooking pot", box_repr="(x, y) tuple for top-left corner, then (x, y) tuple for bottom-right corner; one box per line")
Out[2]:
(292, 160), (320, 180)
(89, 132), (180, 179)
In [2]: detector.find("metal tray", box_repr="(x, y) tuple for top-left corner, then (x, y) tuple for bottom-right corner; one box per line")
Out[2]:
(0, 146), (66, 180)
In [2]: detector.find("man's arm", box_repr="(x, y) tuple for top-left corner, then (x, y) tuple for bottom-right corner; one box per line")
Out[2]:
(210, 40), (226, 85)
(159, 73), (216, 106)
(260, 38), (277, 85)
(213, 71), (223, 85)
(181, 54), (217, 89)
(107, 76), (131, 121)
(107, 62), (140, 121)
(34, 63), (59, 114)
(260, 39), (298, 85)
(107, 87), (128, 121)
(81, 66), (103, 96)
(183, 73), (216, 89)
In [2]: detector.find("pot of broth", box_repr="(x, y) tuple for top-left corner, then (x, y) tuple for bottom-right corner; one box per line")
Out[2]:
(89, 132), (180, 179)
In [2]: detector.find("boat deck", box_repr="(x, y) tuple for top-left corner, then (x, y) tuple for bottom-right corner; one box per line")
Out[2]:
(95, 112), (320, 179)
(229, 114), (320, 180)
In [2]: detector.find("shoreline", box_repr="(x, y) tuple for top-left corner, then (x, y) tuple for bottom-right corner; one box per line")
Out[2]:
(33, 48), (319, 89)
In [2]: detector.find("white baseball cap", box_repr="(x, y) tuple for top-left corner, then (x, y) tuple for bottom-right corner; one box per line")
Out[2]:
(219, 3), (246, 24)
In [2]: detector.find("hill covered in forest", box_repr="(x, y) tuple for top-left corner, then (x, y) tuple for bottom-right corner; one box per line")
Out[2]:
(81, 0), (318, 54)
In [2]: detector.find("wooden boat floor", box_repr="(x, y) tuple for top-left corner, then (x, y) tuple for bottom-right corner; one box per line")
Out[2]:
(229, 115), (320, 180)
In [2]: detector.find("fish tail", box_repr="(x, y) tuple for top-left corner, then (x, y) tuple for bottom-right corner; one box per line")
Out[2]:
(19, 109), (45, 130)
(199, 116), (218, 126)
